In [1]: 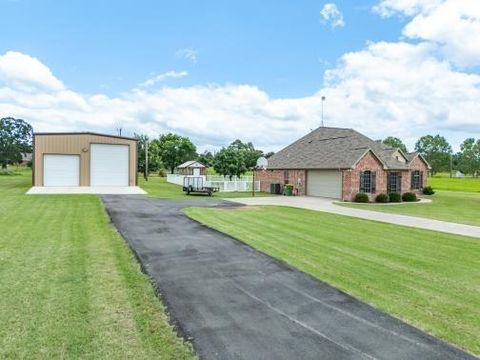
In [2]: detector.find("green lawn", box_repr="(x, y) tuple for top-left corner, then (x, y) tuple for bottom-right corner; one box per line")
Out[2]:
(185, 206), (480, 356)
(139, 175), (274, 199)
(428, 173), (480, 192)
(339, 190), (480, 226)
(0, 171), (195, 359)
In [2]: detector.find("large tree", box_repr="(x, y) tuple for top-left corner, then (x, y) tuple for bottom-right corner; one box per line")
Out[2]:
(135, 133), (163, 175)
(414, 135), (452, 175)
(229, 139), (264, 169)
(155, 133), (197, 173)
(213, 146), (247, 180)
(197, 150), (214, 167)
(457, 138), (480, 177)
(382, 136), (408, 153)
(0, 117), (33, 170)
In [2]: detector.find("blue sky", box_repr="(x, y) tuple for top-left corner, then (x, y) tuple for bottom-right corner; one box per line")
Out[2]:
(1, 0), (406, 97)
(0, 0), (479, 152)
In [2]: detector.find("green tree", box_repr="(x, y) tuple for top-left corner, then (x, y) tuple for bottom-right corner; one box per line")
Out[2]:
(457, 138), (480, 177)
(229, 139), (264, 169)
(414, 135), (452, 175)
(197, 150), (214, 167)
(156, 133), (197, 173)
(0, 117), (33, 170)
(382, 136), (408, 153)
(135, 134), (163, 175)
(213, 146), (247, 180)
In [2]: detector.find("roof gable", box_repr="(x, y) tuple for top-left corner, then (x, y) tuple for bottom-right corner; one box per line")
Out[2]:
(177, 160), (206, 168)
(267, 127), (410, 170)
(406, 152), (432, 169)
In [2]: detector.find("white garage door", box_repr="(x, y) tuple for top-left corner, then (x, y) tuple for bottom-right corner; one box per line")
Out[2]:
(44, 155), (80, 187)
(307, 170), (342, 198)
(90, 144), (129, 186)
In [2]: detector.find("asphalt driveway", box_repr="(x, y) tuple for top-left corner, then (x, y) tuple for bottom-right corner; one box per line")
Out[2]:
(102, 195), (475, 360)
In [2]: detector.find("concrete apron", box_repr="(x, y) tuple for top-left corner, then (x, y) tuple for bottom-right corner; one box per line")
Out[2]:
(26, 186), (147, 195)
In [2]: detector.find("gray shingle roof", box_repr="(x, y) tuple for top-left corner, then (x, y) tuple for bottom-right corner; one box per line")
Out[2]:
(267, 127), (410, 170)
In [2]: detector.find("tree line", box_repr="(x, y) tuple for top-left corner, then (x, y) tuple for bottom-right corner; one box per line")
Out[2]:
(135, 133), (274, 180)
(382, 135), (480, 176)
(1, 116), (478, 178)
(141, 132), (480, 179)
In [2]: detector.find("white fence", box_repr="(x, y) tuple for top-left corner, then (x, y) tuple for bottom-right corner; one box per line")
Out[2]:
(206, 180), (260, 192)
(167, 174), (206, 186)
(166, 173), (260, 192)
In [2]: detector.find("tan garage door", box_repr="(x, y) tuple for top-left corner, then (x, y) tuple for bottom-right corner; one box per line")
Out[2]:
(306, 170), (342, 198)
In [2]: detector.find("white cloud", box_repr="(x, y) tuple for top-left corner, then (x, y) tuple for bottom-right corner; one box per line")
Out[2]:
(373, 0), (444, 17)
(320, 3), (345, 29)
(374, 0), (480, 67)
(322, 41), (480, 143)
(0, 51), (64, 92)
(138, 70), (188, 88)
(1, 47), (480, 152)
(175, 48), (198, 63)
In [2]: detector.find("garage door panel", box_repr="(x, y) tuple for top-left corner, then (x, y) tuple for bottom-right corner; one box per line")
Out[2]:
(307, 170), (342, 199)
(43, 155), (80, 187)
(90, 144), (129, 186)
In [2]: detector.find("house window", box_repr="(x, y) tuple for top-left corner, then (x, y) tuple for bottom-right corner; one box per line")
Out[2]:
(284, 170), (289, 184)
(360, 171), (376, 193)
(388, 172), (402, 193)
(411, 170), (423, 190)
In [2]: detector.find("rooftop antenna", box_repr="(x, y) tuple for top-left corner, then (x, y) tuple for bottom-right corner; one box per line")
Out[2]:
(321, 96), (326, 127)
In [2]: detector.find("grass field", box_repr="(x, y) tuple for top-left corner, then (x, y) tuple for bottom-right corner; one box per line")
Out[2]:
(185, 206), (480, 356)
(340, 191), (480, 226)
(340, 172), (480, 225)
(429, 172), (480, 192)
(139, 175), (273, 199)
(0, 171), (195, 359)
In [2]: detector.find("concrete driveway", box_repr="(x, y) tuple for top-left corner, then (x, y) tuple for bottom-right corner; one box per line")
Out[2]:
(230, 196), (480, 238)
(102, 195), (475, 360)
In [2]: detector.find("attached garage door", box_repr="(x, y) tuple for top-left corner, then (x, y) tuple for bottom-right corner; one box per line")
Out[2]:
(306, 170), (342, 198)
(90, 144), (129, 186)
(43, 155), (80, 187)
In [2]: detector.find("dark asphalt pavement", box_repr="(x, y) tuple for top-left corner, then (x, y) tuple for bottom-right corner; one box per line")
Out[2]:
(102, 195), (476, 360)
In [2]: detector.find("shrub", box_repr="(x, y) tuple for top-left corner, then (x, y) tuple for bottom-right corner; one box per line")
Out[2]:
(389, 192), (401, 202)
(423, 186), (435, 195)
(158, 168), (167, 177)
(402, 192), (417, 202)
(375, 193), (390, 203)
(354, 193), (369, 203)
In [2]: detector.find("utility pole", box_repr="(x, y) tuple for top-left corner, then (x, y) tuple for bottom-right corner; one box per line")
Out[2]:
(450, 154), (453, 178)
(252, 167), (256, 197)
(144, 139), (149, 181)
(321, 96), (326, 127)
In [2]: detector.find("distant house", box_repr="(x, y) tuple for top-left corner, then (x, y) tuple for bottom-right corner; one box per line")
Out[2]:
(21, 153), (32, 164)
(176, 161), (207, 176)
(455, 171), (465, 178)
(256, 127), (430, 201)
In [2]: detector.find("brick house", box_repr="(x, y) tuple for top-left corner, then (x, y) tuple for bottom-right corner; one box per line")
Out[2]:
(256, 127), (430, 201)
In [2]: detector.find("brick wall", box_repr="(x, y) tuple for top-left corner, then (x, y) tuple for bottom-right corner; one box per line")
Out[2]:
(409, 156), (429, 189)
(255, 169), (306, 195)
(342, 151), (387, 201)
(256, 152), (429, 201)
